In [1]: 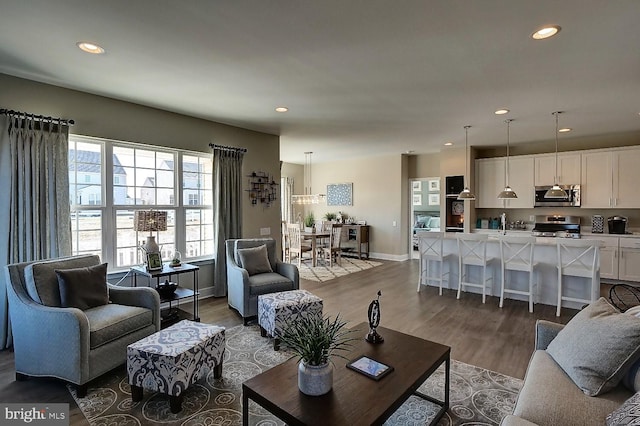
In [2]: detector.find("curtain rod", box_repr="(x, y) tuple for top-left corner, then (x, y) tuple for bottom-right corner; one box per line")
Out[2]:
(209, 143), (247, 153)
(0, 108), (75, 126)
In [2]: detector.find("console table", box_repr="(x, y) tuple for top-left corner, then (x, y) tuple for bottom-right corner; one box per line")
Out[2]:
(340, 224), (370, 259)
(130, 263), (200, 327)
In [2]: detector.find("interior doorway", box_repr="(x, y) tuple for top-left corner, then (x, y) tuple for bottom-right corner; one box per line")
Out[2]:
(409, 177), (441, 259)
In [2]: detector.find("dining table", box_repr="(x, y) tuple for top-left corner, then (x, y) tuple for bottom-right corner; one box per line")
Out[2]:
(300, 230), (331, 267)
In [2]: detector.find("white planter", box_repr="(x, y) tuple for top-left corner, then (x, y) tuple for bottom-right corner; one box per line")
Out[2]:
(298, 361), (333, 396)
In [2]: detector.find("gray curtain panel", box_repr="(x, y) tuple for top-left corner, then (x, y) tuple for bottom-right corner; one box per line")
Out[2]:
(212, 147), (244, 297)
(0, 115), (72, 349)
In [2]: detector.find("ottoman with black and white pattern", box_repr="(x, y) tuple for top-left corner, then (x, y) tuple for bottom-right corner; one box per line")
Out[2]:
(126, 320), (225, 413)
(258, 289), (323, 350)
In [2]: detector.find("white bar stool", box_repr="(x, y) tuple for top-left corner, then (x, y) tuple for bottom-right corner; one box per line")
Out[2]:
(498, 235), (538, 313)
(416, 232), (450, 295)
(556, 239), (601, 317)
(456, 233), (496, 303)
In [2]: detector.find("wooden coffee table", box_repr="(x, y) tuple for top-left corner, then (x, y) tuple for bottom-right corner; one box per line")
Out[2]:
(242, 322), (450, 425)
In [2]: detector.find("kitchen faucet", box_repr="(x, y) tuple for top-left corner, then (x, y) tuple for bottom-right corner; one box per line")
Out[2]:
(500, 212), (507, 235)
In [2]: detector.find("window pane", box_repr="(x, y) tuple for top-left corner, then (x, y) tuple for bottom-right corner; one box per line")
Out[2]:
(69, 140), (102, 207)
(71, 211), (102, 256)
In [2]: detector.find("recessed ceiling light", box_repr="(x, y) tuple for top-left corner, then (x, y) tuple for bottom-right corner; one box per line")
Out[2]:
(405, 150), (415, 154)
(558, 128), (572, 133)
(275, 107), (289, 113)
(495, 109), (510, 115)
(444, 142), (454, 146)
(532, 25), (561, 40)
(76, 41), (105, 54)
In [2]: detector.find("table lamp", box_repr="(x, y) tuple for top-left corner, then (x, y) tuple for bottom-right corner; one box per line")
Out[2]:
(134, 210), (167, 254)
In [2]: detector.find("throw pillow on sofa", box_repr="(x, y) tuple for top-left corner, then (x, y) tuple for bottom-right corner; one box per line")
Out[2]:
(546, 297), (640, 396)
(56, 263), (109, 310)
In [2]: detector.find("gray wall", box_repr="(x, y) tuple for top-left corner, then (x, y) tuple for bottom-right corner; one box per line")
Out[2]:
(0, 73), (282, 296)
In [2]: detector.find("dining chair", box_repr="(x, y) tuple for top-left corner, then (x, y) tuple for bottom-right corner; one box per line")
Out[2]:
(456, 233), (496, 303)
(287, 223), (313, 267)
(416, 232), (450, 295)
(498, 235), (538, 313)
(281, 220), (290, 262)
(556, 239), (600, 317)
(321, 224), (343, 267)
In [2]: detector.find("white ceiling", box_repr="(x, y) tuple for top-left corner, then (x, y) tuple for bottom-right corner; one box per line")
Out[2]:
(1, 1), (639, 164)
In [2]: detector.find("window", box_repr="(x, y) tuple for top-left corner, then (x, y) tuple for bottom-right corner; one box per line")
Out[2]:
(69, 135), (214, 269)
(183, 155), (213, 258)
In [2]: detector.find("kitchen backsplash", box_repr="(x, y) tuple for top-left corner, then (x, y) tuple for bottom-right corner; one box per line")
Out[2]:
(477, 207), (640, 231)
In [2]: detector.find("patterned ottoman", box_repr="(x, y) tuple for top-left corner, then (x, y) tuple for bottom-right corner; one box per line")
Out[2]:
(258, 289), (323, 350)
(126, 320), (225, 413)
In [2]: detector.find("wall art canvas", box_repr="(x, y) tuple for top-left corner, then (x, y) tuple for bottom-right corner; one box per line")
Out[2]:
(327, 183), (353, 206)
(412, 181), (421, 191)
(412, 194), (422, 206)
(428, 194), (440, 205)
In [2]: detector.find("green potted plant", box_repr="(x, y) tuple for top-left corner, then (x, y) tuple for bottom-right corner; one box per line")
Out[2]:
(303, 212), (315, 232)
(323, 212), (337, 222)
(279, 314), (354, 396)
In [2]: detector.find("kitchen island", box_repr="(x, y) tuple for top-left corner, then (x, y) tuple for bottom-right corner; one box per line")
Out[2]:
(418, 231), (601, 311)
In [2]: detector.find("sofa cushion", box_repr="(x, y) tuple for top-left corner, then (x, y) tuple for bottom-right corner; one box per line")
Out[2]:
(24, 255), (101, 307)
(546, 297), (640, 396)
(513, 350), (632, 425)
(56, 263), (109, 310)
(84, 304), (153, 349)
(248, 273), (294, 296)
(606, 392), (640, 425)
(237, 244), (273, 276)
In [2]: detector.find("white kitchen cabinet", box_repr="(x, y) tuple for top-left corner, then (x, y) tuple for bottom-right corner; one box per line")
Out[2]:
(504, 156), (534, 208)
(619, 238), (640, 282)
(476, 158), (505, 209)
(534, 153), (581, 186)
(582, 147), (640, 208)
(586, 235), (619, 280)
(475, 156), (533, 209)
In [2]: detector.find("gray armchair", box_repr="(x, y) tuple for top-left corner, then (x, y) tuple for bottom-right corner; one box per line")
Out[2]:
(5, 254), (160, 397)
(226, 238), (299, 325)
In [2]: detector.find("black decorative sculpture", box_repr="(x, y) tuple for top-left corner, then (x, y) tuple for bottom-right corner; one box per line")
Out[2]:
(365, 290), (384, 343)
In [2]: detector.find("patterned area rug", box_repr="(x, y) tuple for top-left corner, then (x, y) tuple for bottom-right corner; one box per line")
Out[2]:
(297, 256), (383, 282)
(69, 325), (522, 426)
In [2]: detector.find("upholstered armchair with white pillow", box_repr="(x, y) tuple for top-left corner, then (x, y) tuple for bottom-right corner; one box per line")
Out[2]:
(5, 254), (160, 397)
(226, 238), (299, 325)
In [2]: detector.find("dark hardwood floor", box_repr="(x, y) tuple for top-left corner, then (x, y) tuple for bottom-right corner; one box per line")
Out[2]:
(0, 258), (583, 425)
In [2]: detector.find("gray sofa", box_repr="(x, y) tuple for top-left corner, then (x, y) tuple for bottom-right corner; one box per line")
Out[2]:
(5, 255), (160, 397)
(502, 320), (633, 426)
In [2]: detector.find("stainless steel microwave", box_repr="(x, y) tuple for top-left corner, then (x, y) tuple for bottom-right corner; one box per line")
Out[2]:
(534, 185), (581, 207)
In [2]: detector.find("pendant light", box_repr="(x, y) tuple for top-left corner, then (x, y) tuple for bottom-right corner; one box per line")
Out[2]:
(458, 125), (476, 200)
(498, 119), (518, 199)
(544, 111), (569, 199)
(291, 151), (326, 204)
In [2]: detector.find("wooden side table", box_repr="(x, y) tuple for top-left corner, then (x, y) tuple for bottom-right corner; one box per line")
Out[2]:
(130, 263), (200, 327)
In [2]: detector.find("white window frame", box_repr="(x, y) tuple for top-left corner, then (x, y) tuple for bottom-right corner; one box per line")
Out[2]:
(69, 135), (213, 271)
